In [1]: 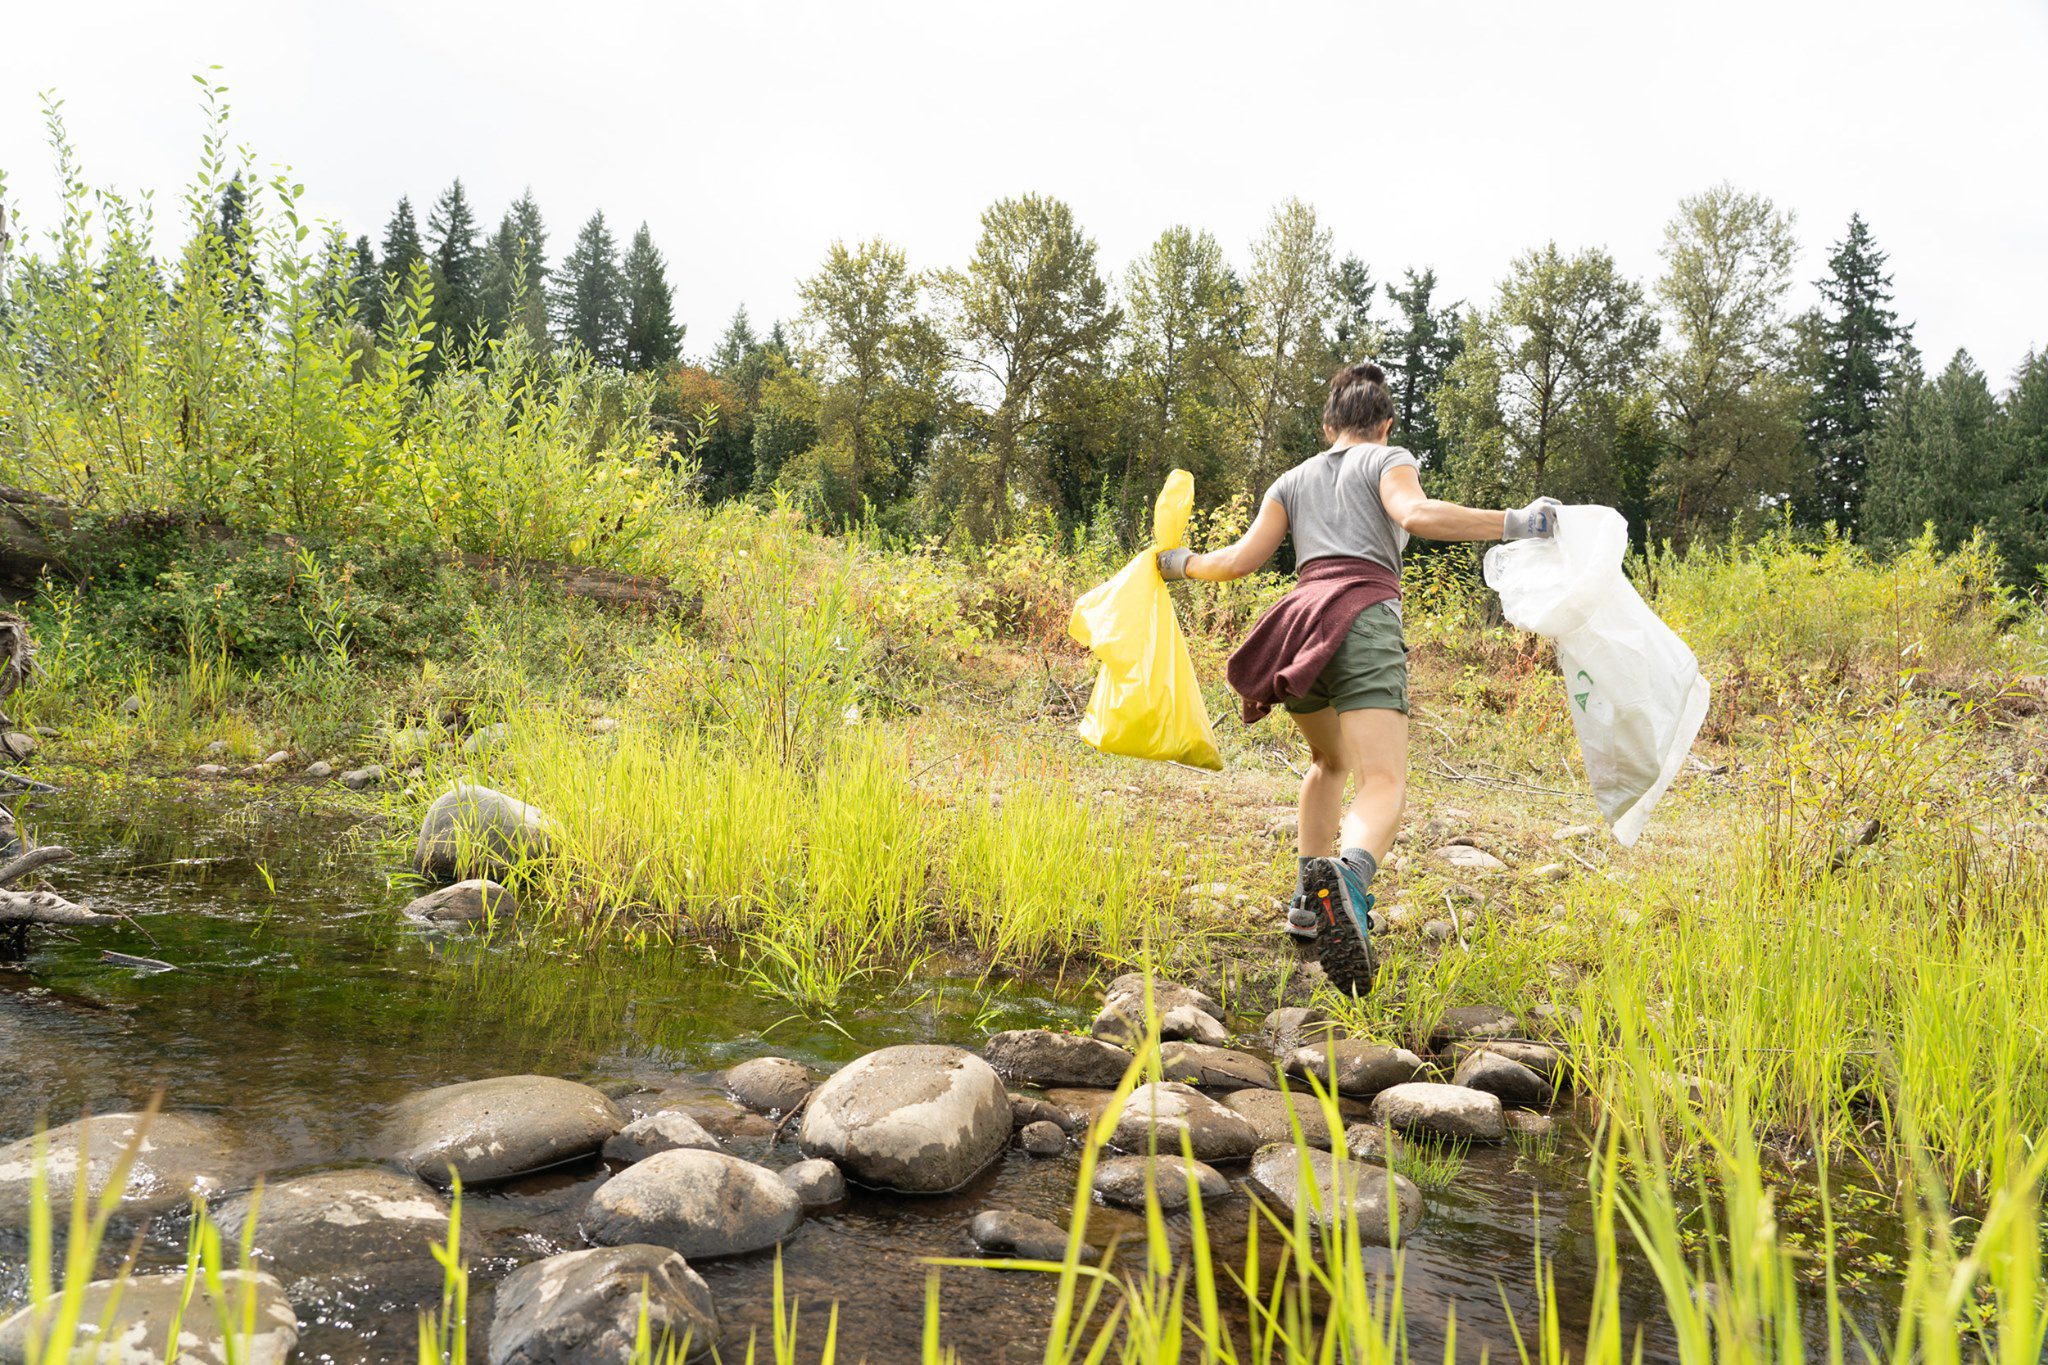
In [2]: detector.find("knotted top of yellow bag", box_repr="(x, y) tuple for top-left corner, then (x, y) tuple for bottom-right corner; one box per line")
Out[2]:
(1151, 468), (1193, 554)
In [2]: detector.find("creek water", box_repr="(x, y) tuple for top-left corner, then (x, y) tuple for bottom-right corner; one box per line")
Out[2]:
(0, 773), (1891, 1363)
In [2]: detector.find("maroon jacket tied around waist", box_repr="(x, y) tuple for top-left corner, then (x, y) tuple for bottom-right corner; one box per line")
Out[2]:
(1225, 557), (1400, 723)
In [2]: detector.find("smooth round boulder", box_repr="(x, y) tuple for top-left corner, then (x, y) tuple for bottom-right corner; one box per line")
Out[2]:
(340, 765), (385, 790)
(1452, 1039), (1569, 1086)
(0, 1270), (296, 1365)
(379, 1075), (625, 1186)
(983, 1030), (1135, 1089)
(401, 878), (512, 924)
(798, 1045), (1011, 1193)
(722, 1057), (814, 1116)
(489, 1244), (718, 1364)
(585, 1149), (802, 1259)
(1092, 1154), (1228, 1211)
(776, 1158), (846, 1209)
(413, 784), (556, 881)
(1247, 1143), (1422, 1244)
(604, 1111), (724, 1163)
(1157, 1042), (1277, 1091)
(1109, 1082), (1260, 1162)
(1091, 975), (1227, 1047)
(1450, 1049), (1553, 1108)
(0, 1111), (241, 1225)
(969, 1209), (1072, 1261)
(1282, 1040), (1424, 1098)
(1017, 1120), (1067, 1156)
(1371, 1082), (1507, 1142)
(212, 1168), (449, 1288)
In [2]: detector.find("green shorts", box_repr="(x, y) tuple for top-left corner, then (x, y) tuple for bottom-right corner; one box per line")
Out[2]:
(1281, 601), (1409, 716)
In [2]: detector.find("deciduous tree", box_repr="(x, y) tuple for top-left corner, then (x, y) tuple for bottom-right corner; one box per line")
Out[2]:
(931, 194), (1118, 537)
(1245, 199), (1337, 491)
(1654, 184), (1805, 537)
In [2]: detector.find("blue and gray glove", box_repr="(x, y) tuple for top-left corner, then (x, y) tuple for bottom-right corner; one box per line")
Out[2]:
(1503, 497), (1563, 540)
(1157, 548), (1194, 581)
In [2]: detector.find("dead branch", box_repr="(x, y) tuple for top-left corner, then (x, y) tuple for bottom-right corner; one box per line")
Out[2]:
(0, 844), (71, 888)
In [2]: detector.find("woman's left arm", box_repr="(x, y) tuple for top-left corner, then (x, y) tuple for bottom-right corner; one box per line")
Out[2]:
(1161, 497), (1290, 583)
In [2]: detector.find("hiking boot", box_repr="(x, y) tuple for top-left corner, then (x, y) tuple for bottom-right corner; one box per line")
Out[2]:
(1303, 856), (1375, 995)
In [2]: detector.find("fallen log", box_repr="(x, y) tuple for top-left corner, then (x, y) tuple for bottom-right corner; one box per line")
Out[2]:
(0, 888), (112, 925)
(0, 844), (71, 888)
(0, 486), (699, 616)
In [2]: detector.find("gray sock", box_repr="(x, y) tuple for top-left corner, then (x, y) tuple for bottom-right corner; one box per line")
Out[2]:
(1339, 847), (1379, 891)
(1294, 855), (1314, 899)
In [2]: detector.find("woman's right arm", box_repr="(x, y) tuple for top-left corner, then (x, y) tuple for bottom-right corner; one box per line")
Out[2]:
(1160, 497), (1289, 582)
(1379, 466), (1556, 542)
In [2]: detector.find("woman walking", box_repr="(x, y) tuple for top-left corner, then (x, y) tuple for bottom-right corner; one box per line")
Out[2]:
(1158, 363), (1558, 993)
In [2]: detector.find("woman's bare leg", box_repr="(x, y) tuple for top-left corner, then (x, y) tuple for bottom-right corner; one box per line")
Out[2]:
(1336, 707), (1408, 861)
(1290, 706), (1347, 859)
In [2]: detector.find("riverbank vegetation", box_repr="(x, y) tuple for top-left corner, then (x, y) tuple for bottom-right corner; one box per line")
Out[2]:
(4, 85), (2047, 1360)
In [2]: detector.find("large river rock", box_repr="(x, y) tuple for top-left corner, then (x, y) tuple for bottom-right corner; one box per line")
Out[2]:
(798, 1045), (1011, 1193)
(0, 1270), (297, 1365)
(212, 1168), (450, 1289)
(378, 1075), (625, 1186)
(413, 785), (556, 881)
(584, 1149), (802, 1259)
(489, 1244), (719, 1364)
(0, 1111), (243, 1225)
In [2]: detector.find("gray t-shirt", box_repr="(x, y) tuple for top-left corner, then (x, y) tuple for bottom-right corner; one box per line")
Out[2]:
(1264, 443), (1422, 573)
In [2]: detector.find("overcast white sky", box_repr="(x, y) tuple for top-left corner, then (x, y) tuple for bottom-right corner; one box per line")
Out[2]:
(4, 0), (2044, 381)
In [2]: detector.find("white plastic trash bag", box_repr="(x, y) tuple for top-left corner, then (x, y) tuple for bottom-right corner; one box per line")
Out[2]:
(1483, 505), (1710, 846)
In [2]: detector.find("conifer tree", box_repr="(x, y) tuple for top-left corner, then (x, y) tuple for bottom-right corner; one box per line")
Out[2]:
(345, 234), (380, 327)
(1864, 348), (2001, 552)
(213, 172), (264, 313)
(1381, 268), (1464, 464)
(1998, 351), (2048, 585)
(621, 222), (682, 371)
(482, 189), (550, 349)
(1803, 214), (1907, 532)
(377, 197), (426, 331)
(1331, 253), (1377, 358)
(428, 179), (484, 359)
(553, 211), (627, 366)
(714, 306), (759, 374)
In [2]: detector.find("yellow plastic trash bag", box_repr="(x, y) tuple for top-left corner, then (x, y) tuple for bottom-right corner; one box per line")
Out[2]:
(1067, 469), (1223, 771)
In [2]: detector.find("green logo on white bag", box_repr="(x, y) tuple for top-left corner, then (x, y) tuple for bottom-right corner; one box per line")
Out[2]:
(1573, 670), (1594, 711)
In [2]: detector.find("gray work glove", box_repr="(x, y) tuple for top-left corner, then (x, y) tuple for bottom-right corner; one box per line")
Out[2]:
(1503, 497), (1563, 541)
(1157, 548), (1194, 581)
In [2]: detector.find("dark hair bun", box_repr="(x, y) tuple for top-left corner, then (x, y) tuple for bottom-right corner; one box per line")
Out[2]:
(1354, 362), (1387, 386)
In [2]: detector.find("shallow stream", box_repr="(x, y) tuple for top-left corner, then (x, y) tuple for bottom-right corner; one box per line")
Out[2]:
(0, 773), (1892, 1362)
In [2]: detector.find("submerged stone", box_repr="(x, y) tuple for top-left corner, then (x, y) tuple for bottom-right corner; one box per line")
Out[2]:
(400, 877), (512, 924)
(212, 1168), (449, 1289)
(969, 1209), (1075, 1261)
(1281, 1040), (1424, 1098)
(0, 1111), (243, 1225)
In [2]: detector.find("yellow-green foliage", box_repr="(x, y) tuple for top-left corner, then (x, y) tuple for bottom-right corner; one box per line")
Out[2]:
(1648, 525), (2036, 681)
